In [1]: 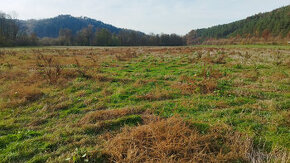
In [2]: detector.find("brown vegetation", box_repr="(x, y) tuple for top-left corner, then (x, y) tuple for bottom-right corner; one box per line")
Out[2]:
(36, 53), (63, 84)
(136, 89), (175, 101)
(173, 66), (222, 95)
(102, 117), (251, 162)
(0, 47), (289, 162)
(79, 107), (145, 124)
(1, 84), (44, 108)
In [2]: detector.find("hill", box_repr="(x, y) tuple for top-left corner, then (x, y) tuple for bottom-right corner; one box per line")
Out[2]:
(186, 5), (290, 44)
(13, 15), (184, 46)
(18, 15), (124, 38)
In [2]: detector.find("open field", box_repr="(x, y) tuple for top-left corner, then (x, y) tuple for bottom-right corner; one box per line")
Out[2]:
(0, 46), (289, 162)
(192, 44), (290, 50)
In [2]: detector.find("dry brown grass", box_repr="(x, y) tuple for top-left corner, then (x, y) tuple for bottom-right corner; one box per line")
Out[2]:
(73, 57), (92, 79)
(173, 79), (218, 95)
(133, 79), (158, 88)
(102, 117), (252, 163)
(269, 72), (288, 82)
(94, 74), (115, 82)
(79, 107), (145, 125)
(201, 52), (227, 65)
(197, 79), (218, 94)
(199, 66), (223, 79)
(172, 75), (197, 95)
(136, 89), (175, 101)
(133, 79), (148, 87)
(1, 84), (44, 108)
(172, 82), (197, 95)
(173, 67), (222, 95)
(214, 53), (227, 64)
(196, 66), (222, 94)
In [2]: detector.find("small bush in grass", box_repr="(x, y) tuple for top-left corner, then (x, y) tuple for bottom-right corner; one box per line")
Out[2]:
(36, 53), (63, 84)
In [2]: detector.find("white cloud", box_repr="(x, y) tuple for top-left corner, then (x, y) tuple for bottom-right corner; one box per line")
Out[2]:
(0, 0), (289, 35)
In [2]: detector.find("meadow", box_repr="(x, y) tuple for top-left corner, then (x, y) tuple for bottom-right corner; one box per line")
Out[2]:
(0, 46), (289, 162)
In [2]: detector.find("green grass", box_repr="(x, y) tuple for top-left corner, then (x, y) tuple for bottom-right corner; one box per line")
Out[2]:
(193, 44), (290, 49)
(0, 46), (289, 162)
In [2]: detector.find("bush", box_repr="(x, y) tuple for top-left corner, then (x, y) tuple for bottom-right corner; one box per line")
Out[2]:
(36, 53), (63, 84)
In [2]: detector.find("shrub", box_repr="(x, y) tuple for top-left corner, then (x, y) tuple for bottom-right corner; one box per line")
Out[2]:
(36, 54), (63, 84)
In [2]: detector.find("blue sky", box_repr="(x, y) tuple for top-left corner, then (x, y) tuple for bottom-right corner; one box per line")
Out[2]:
(1, 0), (289, 35)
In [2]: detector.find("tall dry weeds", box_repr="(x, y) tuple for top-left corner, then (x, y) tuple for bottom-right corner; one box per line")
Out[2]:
(36, 53), (63, 84)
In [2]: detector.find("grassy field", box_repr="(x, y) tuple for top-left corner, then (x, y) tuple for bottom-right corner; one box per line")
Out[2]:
(0, 46), (289, 162)
(193, 44), (290, 50)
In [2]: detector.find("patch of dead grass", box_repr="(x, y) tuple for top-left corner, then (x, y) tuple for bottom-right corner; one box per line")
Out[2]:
(79, 107), (146, 125)
(1, 84), (44, 108)
(136, 89), (175, 101)
(102, 117), (252, 162)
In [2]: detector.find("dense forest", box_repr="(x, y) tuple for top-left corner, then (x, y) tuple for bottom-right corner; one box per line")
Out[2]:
(0, 13), (19, 46)
(186, 5), (290, 44)
(44, 27), (185, 46)
(0, 13), (185, 47)
(18, 15), (122, 38)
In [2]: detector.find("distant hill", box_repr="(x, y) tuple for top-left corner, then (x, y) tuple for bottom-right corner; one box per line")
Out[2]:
(186, 5), (290, 44)
(18, 15), (126, 38)
(2, 14), (184, 46)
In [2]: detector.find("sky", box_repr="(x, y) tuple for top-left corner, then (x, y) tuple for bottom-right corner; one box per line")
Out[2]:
(0, 0), (289, 35)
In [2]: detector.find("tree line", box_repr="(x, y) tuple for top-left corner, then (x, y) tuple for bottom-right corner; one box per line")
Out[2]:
(186, 5), (290, 45)
(0, 12), (185, 47)
(1, 5), (289, 47)
(44, 26), (185, 46)
(0, 12), (19, 46)
(0, 12), (39, 46)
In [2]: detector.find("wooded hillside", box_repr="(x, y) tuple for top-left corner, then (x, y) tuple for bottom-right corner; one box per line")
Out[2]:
(186, 5), (290, 44)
